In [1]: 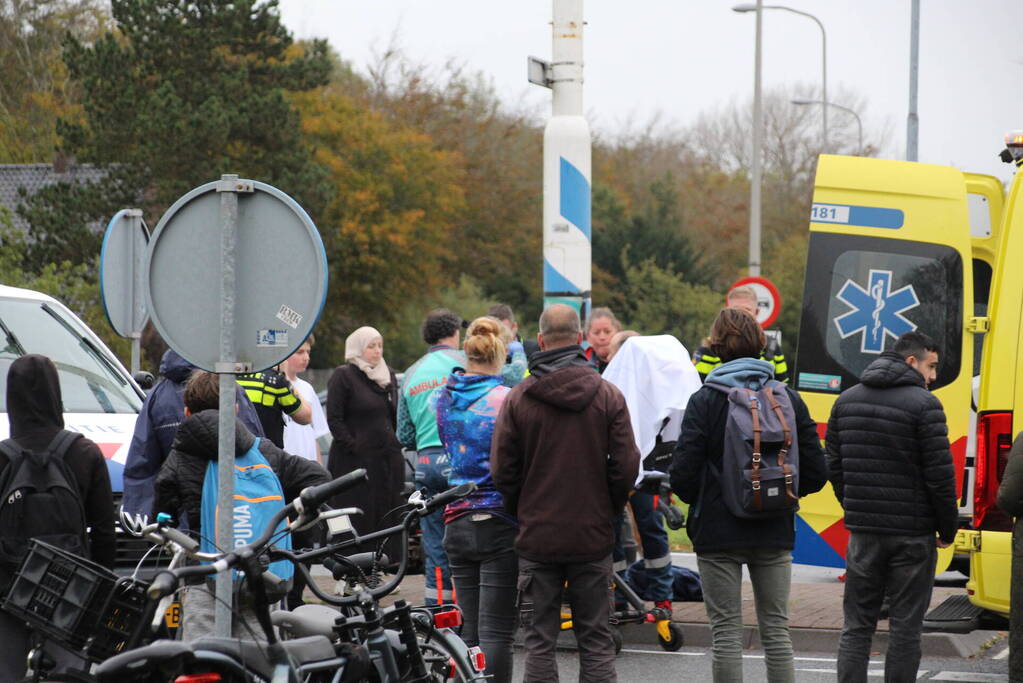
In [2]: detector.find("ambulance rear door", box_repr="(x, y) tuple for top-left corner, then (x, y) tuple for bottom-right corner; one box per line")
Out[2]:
(793, 154), (975, 568)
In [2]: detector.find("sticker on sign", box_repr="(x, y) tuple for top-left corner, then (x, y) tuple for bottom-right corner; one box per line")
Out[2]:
(276, 304), (303, 329)
(256, 329), (289, 347)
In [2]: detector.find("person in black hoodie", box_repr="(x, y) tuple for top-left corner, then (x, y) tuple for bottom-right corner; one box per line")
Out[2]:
(670, 309), (826, 683)
(152, 370), (329, 639)
(0, 354), (117, 680)
(826, 331), (957, 683)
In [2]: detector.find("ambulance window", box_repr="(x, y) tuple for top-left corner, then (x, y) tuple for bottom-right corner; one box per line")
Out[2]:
(795, 233), (963, 393)
(972, 259), (992, 376)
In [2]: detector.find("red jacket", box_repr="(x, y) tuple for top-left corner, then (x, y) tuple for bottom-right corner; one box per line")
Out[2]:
(491, 346), (639, 563)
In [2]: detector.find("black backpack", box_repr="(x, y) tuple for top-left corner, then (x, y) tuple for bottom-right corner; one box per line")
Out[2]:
(0, 430), (89, 589)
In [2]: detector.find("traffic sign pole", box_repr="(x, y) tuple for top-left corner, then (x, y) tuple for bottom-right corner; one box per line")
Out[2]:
(214, 175), (244, 637)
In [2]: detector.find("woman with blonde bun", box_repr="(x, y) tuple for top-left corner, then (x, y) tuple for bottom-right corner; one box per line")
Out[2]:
(435, 317), (517, 683)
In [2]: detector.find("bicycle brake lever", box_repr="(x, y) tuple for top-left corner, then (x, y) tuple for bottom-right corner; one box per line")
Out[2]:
(407, 489), (428, 513)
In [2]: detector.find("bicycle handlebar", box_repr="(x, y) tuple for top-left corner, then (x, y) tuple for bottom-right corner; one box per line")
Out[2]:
(424, 482), (475, 513)
(298, 468), (368, 513)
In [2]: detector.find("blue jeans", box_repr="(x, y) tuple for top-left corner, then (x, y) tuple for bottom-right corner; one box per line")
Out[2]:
(613, 490), (673, 601)
(837, 532), (936, 683)
(415, 446), (453, 604)
(443, 514), (518, 683)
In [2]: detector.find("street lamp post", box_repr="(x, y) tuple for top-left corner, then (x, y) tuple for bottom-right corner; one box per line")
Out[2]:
(733, 3), (828, 151)
(792, 98), (862, 155)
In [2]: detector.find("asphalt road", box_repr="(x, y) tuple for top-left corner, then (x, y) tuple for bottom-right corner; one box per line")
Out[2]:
(510, 640), (1011, 682)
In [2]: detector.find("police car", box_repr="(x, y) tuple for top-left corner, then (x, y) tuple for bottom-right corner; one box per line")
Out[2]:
(0, 284), (149, 573)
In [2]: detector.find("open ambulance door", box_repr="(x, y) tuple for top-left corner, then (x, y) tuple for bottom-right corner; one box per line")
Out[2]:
(792, 154), (975, 570)
(960, 173), (1004, 518)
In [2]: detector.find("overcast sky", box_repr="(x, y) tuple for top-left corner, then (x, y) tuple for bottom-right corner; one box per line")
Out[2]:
(279, 1), (1023, 184)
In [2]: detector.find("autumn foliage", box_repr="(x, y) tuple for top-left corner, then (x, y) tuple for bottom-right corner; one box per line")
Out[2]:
(0, 1), (876, 370)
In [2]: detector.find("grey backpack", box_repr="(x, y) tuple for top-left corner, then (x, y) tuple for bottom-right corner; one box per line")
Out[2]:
(705, 380), (800, 519)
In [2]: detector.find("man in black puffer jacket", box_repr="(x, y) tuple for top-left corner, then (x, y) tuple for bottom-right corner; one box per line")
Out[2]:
(826, 331), (957, 683)
(153, 370), (329, 638)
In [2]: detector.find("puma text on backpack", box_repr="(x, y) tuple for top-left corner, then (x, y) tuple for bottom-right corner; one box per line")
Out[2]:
(705, 380), (800, 519)
(0, 430), (89, 590)
(200, 438), (293, 596)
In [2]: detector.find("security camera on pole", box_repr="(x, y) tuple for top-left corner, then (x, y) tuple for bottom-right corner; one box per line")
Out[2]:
(528, 0), (592, 320)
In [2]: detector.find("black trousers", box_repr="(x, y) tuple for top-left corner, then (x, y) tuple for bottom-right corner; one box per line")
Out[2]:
(517, 555), (617, 683)
(838, 532), (937, 683)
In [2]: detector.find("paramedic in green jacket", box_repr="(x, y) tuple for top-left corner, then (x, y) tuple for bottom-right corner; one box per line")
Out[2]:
(397, 308), (466, 605)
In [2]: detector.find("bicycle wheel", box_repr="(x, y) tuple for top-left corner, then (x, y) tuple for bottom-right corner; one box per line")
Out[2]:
(408, 621), (483, 683)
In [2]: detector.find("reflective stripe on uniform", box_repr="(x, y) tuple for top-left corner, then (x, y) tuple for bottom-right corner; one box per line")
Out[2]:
(424, 588), (456, 602)
(644, 554), (672, 569)
(694, 353), (720, 376)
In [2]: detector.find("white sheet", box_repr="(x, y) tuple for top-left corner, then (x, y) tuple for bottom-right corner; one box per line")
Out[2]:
(602, 335), (703, 487)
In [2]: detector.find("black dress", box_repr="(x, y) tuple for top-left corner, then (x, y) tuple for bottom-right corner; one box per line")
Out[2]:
(326, 363), (405, 540)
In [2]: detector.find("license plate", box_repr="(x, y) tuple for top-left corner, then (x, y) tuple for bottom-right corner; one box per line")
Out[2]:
(164, 601), (182, 629)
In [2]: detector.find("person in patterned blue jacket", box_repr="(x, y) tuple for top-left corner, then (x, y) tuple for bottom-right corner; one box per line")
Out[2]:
(435, 317), (516, 683)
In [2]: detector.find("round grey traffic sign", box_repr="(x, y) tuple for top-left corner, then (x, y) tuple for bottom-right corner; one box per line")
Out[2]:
(100, 209), (149, 338)
(146, 179), (328, 372)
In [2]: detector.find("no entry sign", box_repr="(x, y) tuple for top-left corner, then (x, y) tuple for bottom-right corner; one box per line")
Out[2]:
(729, 276), (782, 329)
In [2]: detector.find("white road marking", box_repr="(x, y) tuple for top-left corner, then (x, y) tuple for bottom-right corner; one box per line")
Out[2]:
(929, 673), (1007, 682)
(619, 648), (703, 657)
(993, 645), (1009, 660)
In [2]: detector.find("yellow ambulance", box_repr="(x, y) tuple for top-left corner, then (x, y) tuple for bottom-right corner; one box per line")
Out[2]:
(791, 152), (1011, 630)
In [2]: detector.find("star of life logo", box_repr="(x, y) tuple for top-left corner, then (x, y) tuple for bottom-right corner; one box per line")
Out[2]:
(833, 269), (920, 354)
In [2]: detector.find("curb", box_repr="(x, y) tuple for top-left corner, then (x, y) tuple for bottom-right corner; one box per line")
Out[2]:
(617, 621), (1006, 658)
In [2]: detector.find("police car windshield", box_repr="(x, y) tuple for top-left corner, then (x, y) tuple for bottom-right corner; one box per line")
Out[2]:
(0, 299), (142, 414)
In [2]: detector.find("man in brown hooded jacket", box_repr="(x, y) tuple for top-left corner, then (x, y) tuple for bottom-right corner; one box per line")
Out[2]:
(491, 304), (640, 683)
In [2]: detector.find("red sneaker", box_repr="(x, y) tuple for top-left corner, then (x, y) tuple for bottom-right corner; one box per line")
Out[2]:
(654, 600), (672, 612)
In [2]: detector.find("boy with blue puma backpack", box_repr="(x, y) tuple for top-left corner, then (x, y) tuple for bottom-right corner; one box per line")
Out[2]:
(153, 370), (329, 639)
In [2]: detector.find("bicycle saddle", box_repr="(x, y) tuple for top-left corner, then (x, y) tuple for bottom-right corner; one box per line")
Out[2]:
(271, 603), (342, 639)
(191, 634), (336, 679)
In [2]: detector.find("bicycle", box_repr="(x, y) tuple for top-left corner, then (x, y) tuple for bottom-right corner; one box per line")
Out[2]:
(4, 506), (202, 682)
(90, 470), (484, 682)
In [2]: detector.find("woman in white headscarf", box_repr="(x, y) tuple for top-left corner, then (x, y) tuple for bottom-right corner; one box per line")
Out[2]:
(326, 327), (404, 542)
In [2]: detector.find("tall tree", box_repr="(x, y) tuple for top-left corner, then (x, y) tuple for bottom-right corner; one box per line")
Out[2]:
(592, 176), (714, 291)
(20, 0), (333, 270)
(347, 50), (545, 321)
(0, 0), (107, 162)
(293, 84), (467, 363)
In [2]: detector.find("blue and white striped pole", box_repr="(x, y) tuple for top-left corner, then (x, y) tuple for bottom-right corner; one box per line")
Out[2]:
(542, 0), (591, 320)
